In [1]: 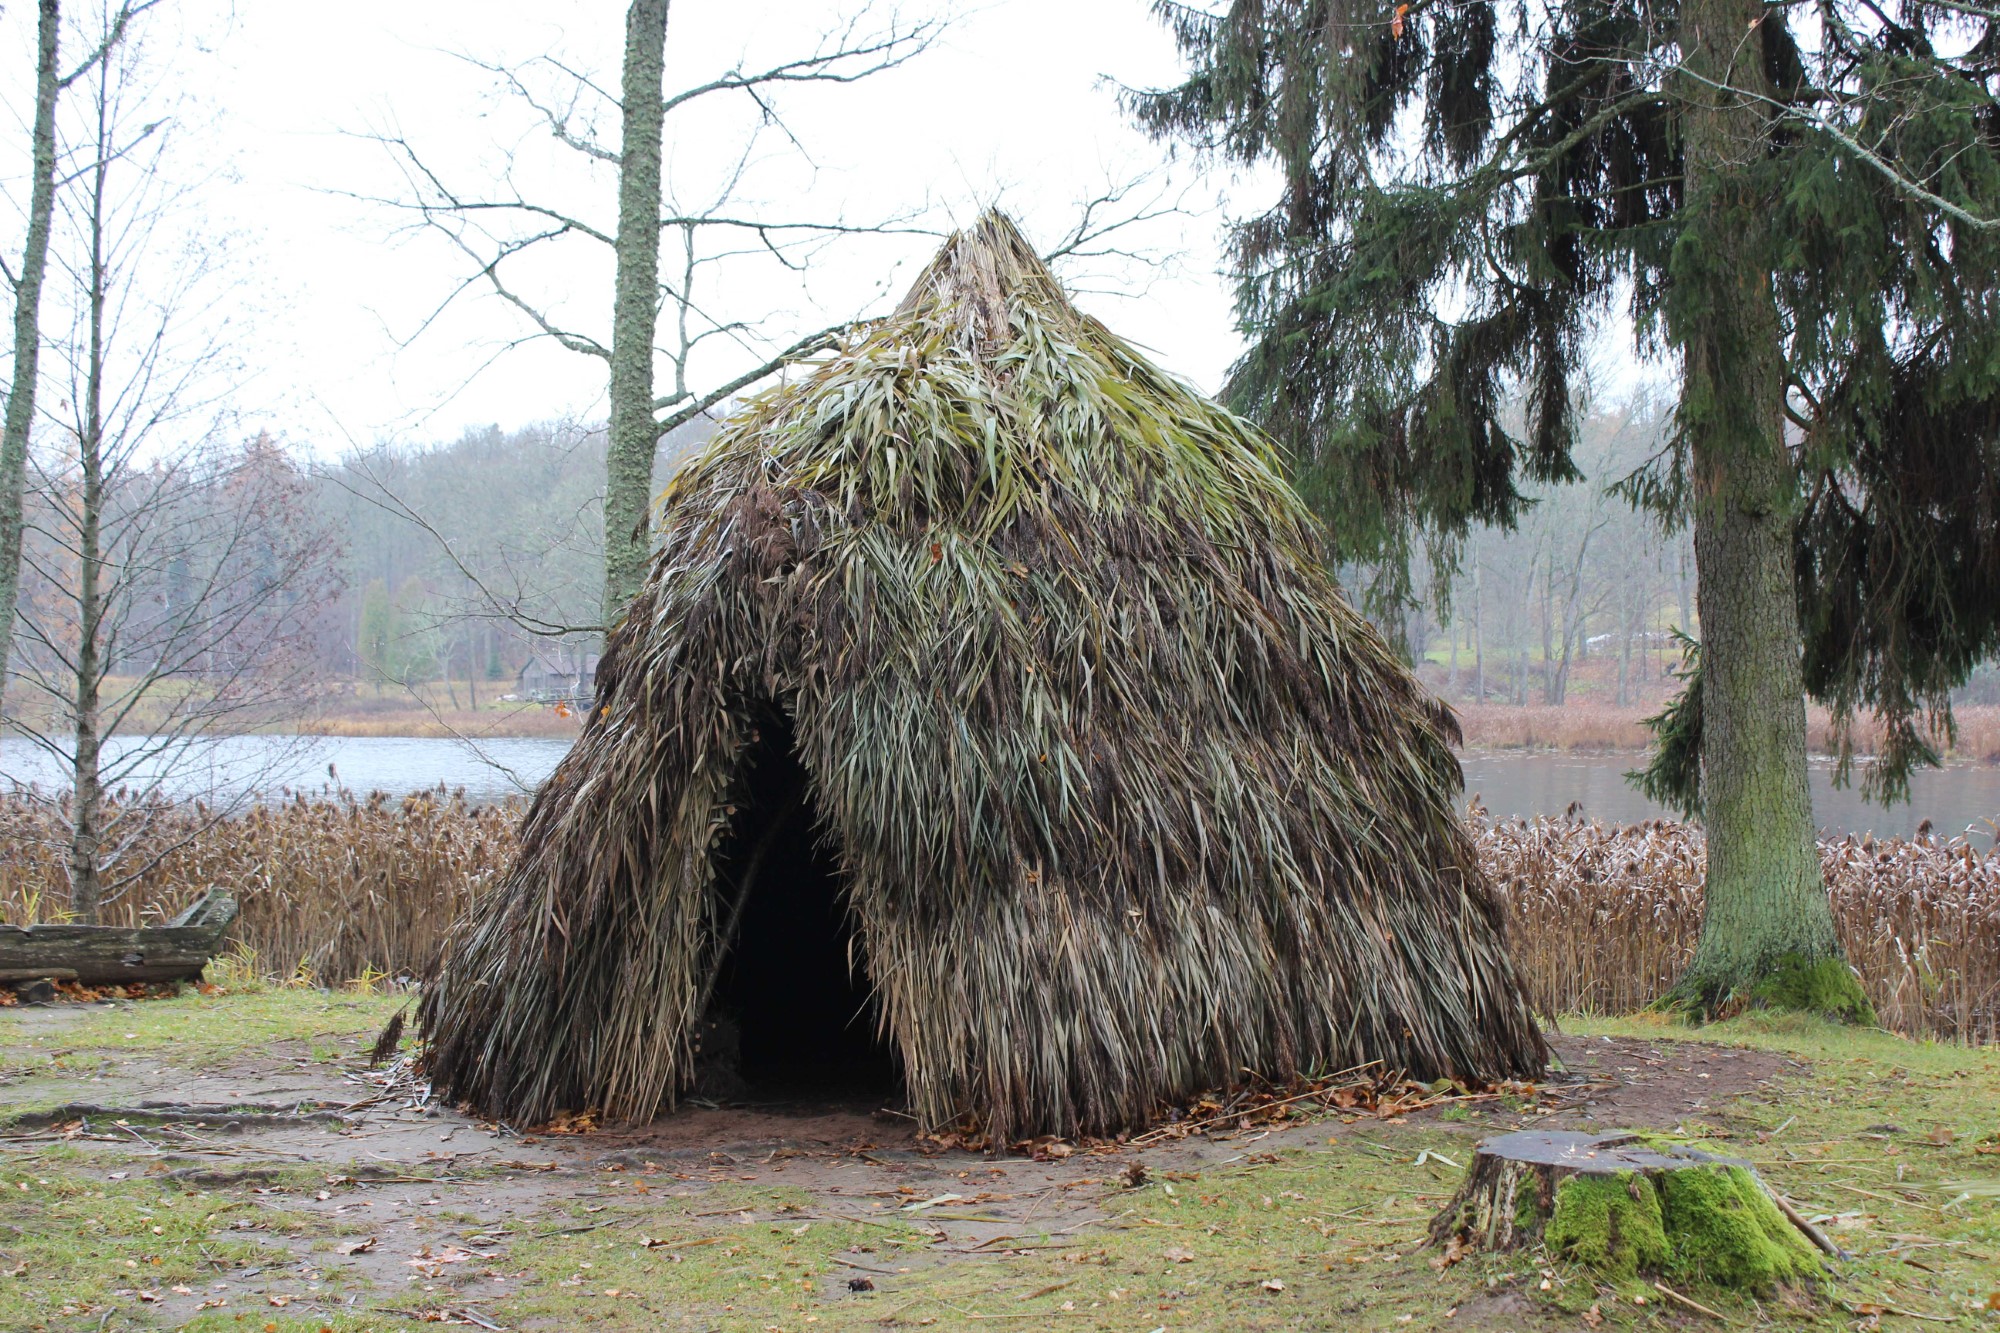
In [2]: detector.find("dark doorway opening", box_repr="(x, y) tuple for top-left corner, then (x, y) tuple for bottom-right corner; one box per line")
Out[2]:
(701, 708), (897, 1106)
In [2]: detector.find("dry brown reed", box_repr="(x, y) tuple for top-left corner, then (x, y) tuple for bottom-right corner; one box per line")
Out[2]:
(0, 788), (521, 984)
(3, 788), (1992, 1050)
(1480, 811), (2000, 1043)
(1457, 702), (2000, 762)
(1456, 704), (1657, 751)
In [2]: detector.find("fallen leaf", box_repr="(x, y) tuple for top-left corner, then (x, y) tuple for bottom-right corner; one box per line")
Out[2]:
(267, 1294), (292, 1307)
(336, 1238), (376, 1256)
(1429, 1234), (1472, 1271)
(1582, 1304), (1604, 1328)
(1162, 1248), (1195, 1264)
(1261, 1279), (1286, 1293)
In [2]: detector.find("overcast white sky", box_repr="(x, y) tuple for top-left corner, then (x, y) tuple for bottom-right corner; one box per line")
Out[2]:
(1, 0), (1255, 457)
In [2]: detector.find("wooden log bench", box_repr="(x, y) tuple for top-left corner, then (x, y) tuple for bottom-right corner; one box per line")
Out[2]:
(0, 890), (239, 995)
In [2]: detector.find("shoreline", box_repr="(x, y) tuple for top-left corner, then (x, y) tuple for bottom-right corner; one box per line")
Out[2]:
(26, 696), (1999, 770)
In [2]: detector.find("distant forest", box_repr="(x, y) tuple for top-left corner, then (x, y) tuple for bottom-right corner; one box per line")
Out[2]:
(291, 402), (1998, 714)
(303, 417), (714, 702)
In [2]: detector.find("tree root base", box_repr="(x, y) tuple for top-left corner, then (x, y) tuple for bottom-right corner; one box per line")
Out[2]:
(1658, 953), (1876, 1026)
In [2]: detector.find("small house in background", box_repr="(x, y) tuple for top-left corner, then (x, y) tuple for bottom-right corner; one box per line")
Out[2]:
(516, 648), (600, 704)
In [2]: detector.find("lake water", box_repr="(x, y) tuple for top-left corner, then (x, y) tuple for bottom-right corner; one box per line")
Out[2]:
(1461, 752), (2000, 844)
(0, 734), (572, 807)
(2, 734), (1994, 844)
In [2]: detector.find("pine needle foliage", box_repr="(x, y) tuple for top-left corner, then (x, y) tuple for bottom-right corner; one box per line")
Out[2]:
(1131, 0), (2000, 804)
(416, 212), (1546, 1137)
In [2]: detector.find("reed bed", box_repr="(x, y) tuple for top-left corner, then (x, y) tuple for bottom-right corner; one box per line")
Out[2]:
(0, 787), (521, 984)
(1481, 811), (2000, 1043)
(4, 789), (1993, 1048)
(1455, 703), (2000, 760)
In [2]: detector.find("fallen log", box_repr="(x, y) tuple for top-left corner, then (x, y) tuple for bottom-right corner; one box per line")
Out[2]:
(1428, 1129), (1825, 1289)
(0, 889), (238, 988)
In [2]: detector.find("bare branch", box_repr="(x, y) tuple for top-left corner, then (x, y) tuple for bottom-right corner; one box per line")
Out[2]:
(56, 0), (166, 90)
(660, 15), (945, 117)
(330, 462), (604, 640)
(654, 322), (855, 440)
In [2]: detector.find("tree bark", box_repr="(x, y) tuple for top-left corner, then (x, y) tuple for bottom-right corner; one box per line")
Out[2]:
(1669, 0), (1863, 1016)
(0, 0), (63, 717)
(1472, 547), (1484, 701)
(67, 70), (114, 925)
(601, 0), (670, 623)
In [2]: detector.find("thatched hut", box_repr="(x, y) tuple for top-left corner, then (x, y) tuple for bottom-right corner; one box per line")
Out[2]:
(418, 211), (1546, 1139)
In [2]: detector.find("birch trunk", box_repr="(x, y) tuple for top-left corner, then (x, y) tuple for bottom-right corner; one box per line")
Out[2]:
(0, 0), (63, 714)
(601, 0), (670, 623)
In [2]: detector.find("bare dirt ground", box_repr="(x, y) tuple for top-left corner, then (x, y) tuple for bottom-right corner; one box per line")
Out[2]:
(2, 993), (1810, 1332)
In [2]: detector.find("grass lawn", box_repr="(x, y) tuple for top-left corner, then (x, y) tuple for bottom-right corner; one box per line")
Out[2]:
(0, 990), (1994, 1331)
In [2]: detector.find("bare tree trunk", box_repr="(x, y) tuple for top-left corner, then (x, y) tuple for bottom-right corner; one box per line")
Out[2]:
(68, 87), (112, 924)
(1447, 595), (1460, 695)
(1472, 547), (1484, 702)
(601, 0), (670, 624)
(466, 628), (479, 711)
(1539, 552), (1558, 704)
(0, 0), (63, 716)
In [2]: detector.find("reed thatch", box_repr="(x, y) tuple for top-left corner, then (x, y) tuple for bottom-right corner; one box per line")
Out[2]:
(417, 211), (1547, 1138)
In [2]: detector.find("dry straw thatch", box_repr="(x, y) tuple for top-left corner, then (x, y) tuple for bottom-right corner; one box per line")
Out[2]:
(417, 211), (1547, 1137)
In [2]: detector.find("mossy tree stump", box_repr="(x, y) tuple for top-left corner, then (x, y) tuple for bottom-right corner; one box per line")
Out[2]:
(1429, 1131), (1831, 1288)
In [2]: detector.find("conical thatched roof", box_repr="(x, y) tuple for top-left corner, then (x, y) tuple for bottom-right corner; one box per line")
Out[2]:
(418, 211), (1546, 1138)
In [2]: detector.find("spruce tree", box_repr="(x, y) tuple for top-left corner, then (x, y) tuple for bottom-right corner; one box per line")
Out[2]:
(1134, 0), (2000, 1015)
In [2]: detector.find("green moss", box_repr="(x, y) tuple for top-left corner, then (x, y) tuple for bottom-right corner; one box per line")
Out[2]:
(1656, 1165), (1822, 1289)
(1544, 1172), (1670, 1280)
(1748, 955), (1876, 1025)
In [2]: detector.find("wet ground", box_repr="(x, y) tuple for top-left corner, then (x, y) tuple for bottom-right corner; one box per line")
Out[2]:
(1, 995), (1797, 1330)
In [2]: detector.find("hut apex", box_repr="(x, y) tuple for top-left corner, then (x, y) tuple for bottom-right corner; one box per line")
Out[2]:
(418, 211), (1546, 1139)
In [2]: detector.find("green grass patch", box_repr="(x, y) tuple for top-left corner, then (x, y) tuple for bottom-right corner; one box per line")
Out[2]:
(1, 988), (405, 1085)
(0, 1163), (308, 1329)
